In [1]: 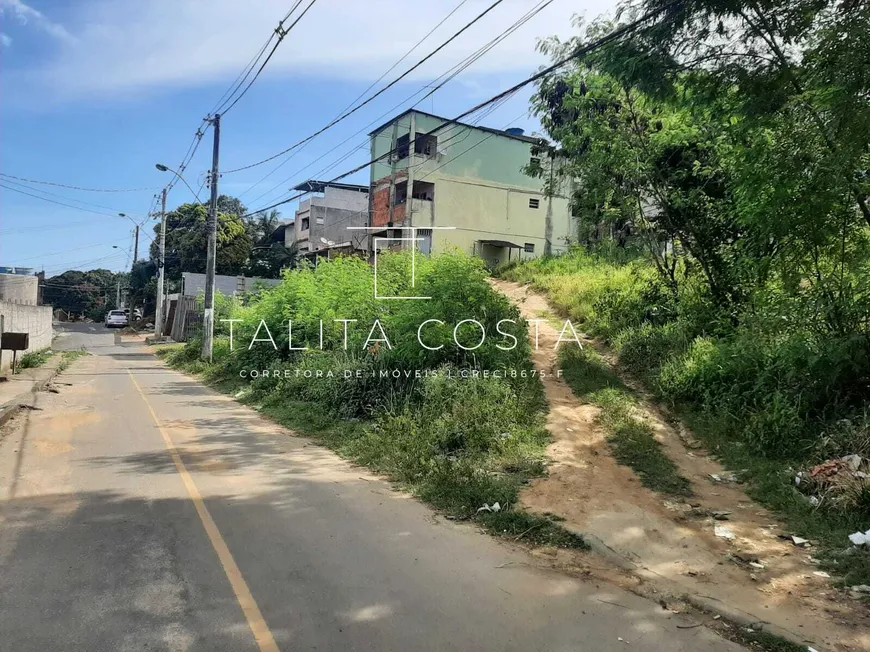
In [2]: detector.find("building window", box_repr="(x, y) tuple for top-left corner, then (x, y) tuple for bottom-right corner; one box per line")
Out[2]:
(301, 217), (309, 230)
(530, 156), (540, 167)
(315, 217), (324, 225)
(411, 180), (434, 201)
(414, 133), (437, 157)
(394, 180), (408, 205)
(396, 133), (410, 160)
(524, 243), (535, 253)
(529, 198), (540, 209)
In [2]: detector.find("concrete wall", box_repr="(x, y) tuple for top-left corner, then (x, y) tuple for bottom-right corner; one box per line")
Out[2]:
(369, 110), (575, 265)
(181, 273), (281, 298)
(0, 273), (39, 305)
(293, 187), (368, 253)
(0, 301), (53, 372)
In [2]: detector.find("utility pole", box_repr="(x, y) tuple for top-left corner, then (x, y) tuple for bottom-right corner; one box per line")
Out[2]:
(116, 277), (121, 309)
(133, 225), (139, 266)
(155, 188), (167, 337)
(202, 113), (221, 361)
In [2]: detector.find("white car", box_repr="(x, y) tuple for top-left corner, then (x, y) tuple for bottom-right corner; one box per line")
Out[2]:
(105, 310), (128, 328)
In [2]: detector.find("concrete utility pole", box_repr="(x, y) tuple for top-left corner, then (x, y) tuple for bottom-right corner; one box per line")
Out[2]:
(154, 188), (167, 337)
(133, 225), (139, 267)
(116, 278), (121, 309)
(202, 113), (221, 361)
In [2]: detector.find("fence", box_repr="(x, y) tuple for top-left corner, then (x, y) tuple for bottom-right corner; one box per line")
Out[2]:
(169, 295), (203, 343)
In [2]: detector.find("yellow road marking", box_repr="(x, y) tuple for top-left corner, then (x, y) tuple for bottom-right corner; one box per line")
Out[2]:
(127, 370), (280, 652)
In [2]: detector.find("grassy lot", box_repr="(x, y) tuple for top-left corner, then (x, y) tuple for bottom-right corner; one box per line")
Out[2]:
(155, 252), (587, 551)
(499, 250), (870, 585)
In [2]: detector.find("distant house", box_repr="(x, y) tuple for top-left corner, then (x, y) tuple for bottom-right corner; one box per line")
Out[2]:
(288, 180), (369, 258)
(367, 109), (575, 268)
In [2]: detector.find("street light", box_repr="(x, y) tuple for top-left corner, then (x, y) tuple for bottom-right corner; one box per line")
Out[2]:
(154, 163), (202, 203)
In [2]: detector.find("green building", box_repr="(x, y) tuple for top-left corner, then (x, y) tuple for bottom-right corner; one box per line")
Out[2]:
(368, 110), (574, 267)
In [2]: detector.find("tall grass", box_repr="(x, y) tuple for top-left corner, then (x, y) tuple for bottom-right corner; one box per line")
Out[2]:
(160, 251), (586, 549)
(499, 247), (870, 581)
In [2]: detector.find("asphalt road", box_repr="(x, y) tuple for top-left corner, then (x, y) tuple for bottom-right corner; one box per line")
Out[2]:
(0, 323), (744, 651)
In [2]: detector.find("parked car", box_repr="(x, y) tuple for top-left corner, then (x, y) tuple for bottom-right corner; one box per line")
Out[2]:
(105, 310), (128, 328)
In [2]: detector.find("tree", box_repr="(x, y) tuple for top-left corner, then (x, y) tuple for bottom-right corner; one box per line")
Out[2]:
(149, 197), (253, 280)
(244, 209), (298, 277)
(42, 269), (124, 320)
(529, 5), (870, 334)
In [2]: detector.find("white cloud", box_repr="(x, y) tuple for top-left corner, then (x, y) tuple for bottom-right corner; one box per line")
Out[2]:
(0, 0), (75, 43)
(20, 0), (617, 101)
(1, 32), (11, 47)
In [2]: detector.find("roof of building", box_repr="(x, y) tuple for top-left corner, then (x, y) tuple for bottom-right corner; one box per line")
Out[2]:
(367, 109), (539, 144)
(478, 239), (524, 249)
(292, 180), (369, 194)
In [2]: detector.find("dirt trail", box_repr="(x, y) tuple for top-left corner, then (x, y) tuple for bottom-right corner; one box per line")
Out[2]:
(492, 278), (870, 652)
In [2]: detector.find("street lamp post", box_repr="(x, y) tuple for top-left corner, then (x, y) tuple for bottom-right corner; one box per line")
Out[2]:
(154, 164), (201, 340)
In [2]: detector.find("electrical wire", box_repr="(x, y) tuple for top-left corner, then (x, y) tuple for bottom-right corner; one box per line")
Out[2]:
(237, 0), (680, 219)
(158, 1), (313, 207)
(1, 177), (147, 221)
(1, 216), (129, 234)
(236, 0), (472, 201)
(224, 0), (508, 174)
(0, 182), (141, 221)
(218, 0), (321, 117)
(7, 238), (131, 264)
(0, 173), (156, 193)
(242, 0), (555, 208)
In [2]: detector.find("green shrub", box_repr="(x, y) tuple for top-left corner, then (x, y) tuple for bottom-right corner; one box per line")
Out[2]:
(16, 348), (52, 370)
(349, 371), (549, 517)
(160, 251), (585, 547)
(613, 322), (689, 377)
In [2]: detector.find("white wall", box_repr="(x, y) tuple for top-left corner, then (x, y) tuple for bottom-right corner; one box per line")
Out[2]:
(0, 301), (54, 372)
(181, 273), (281, 297)
(0, 274), (39, 305)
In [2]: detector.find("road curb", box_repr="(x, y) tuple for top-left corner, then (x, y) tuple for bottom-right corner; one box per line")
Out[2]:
(581, 533), (813, 650)
(0, 362), (62, 429)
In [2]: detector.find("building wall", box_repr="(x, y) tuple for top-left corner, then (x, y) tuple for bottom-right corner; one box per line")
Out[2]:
(431, 176), (573, 266)
(369, 110), (575, 265)
(0, 273), (39, 305)
(0, 301), (53, 372)
(181, 273), (281, 297)
(370, 112), (542, 190)
(294, 188), (368, 252)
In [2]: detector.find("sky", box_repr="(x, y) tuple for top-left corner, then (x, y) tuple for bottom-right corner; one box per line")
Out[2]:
(0, 0), (618, 276)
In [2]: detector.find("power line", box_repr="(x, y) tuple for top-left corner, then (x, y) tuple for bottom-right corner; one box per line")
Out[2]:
(0, 173), (157, 193)
(208, 35), (277, 117)
(236, 0), (472, 201)
(218, 0), (321, 116)
(242, 0), (554, 208)
(237, 0), (679, 219)
(224, 0), (508, 174)
(7, 238), (131, 263)
(158, 1), (314, 208)
(1, 177), (144, 217)
(0, 182), (140, 220)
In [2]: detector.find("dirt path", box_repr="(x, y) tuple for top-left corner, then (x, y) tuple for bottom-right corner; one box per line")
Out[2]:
(492, 278), (870, 652)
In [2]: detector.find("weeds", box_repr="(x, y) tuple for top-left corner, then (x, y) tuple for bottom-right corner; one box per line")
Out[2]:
(56, 349), (87, 373)
(160, 252), (587, 551)
(499, 249), (870, 582)
(15, 348), (52, 371)
(561, 347), (692, 497)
